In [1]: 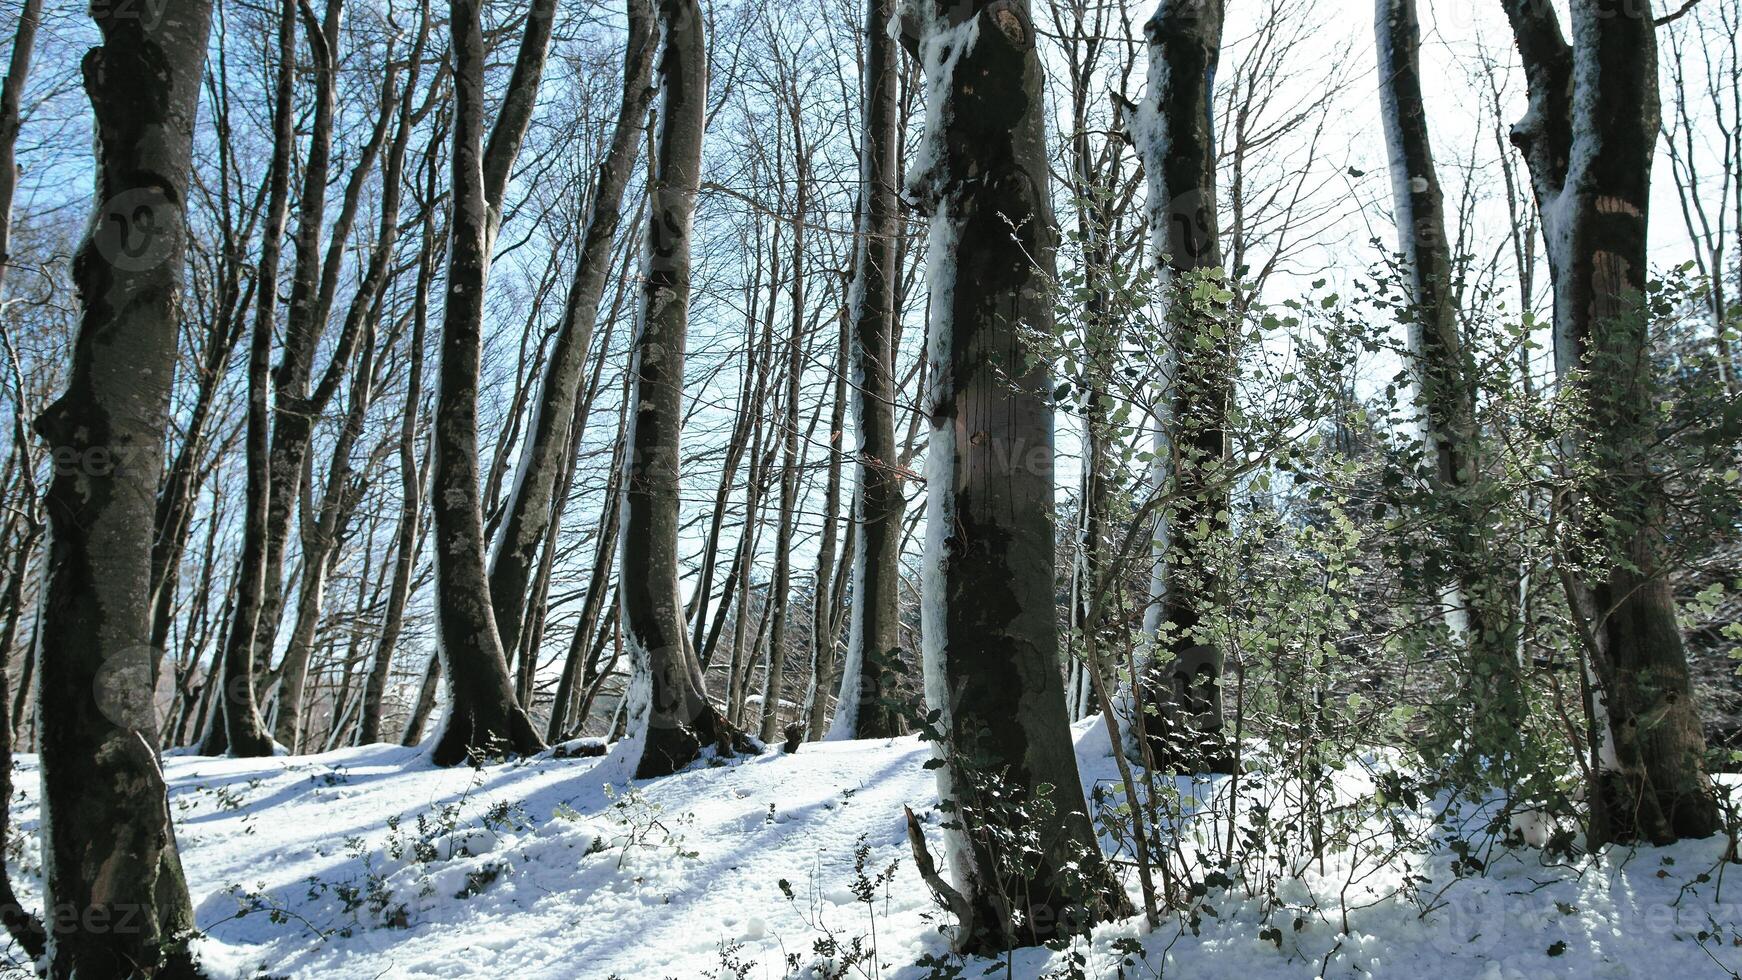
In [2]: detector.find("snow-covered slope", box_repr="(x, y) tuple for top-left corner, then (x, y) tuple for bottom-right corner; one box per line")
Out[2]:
(6, 723), (1739, 978)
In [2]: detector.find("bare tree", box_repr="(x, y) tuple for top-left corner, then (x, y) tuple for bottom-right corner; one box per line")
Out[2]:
(1661, 1), (1740, 396)
(828, 0), (908, 740)
(488, 0), (655, 680)
(616, 0), (757, 778)
(203, 0), (299, 758)
(30, 0), (213, 968)
(902, 0), (1129, 953)
(0, 1), (44, 956)
(1133, 0), (1233, 772)
(1501, 0), (1719, 845)
(1375, 0), (1522, 768)
(427, 0), (548, 765)
(361, 108), (445, 746)
(274, 18), (426, 750)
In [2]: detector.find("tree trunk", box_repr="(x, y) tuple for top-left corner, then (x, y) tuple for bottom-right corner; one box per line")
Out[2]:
(274, 20), (425, 750)
(1376, 0), (1523, 774)
(274, 313), (385, 751)
(1501, 0), (1719, 845)
(760, 134), (811, 744)
(831, 0), (908, 740)
(0, 515), (42, 958)
(401, 653), (441, 747)
(616, 0), (756, 778)
(0, 0), (40, 303)
(727, 420), (776, 723)
(361, 116), (444, 746)
(803, 314), (848, 740)
(904, 0), (1128, 953)
(251, 0), (355, 704)
(489, 0), (654, 663)
(427, 0), (546, 766)
(1133, 0), (1233, 773)
(203, 0), (299, 758)
(31, 0), (213, 969)
(548, 431), (626, 741)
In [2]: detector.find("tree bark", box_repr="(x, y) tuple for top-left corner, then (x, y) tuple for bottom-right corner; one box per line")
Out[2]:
(904, 0), (1129, 953)
(1500, 0), (1719, 845)
(1133, 0), (1233, 773)
(428, 0), (546, 766)
(830, 0), (908, 741)
(31, 0), (213, 969)
(617, 0), (757, 778)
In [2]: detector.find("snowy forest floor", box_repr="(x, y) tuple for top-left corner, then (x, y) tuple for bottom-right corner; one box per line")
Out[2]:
(6, 722), (1741, 979)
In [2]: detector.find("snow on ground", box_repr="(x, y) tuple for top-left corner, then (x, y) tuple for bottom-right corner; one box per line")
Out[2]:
(5, 722), (1741, 978)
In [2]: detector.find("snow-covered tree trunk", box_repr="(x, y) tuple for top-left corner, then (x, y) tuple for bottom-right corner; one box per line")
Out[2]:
(427, 0), (546, 766)
(1133, 0), (1232, 773)
(1501, 0), (1718, 844)
(32, 0), (213, 969)
(830, 0), (908, 741)
(1375, 0), (1523, 766)
(616, 0), (758, 778)
(905, 0), (1128, 952)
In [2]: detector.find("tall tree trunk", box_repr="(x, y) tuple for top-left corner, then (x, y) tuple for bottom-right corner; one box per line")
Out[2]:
(548, 429), (626, 742)
(1376, 0), (1522, 773)
(690, 222), (772, 662)
(252, 0), (353, 703)
(727, 420), (776, 724)
(616, 0), (756, 778)
(0, 34), (44, 920)
(903, 0), (1128, 953)
(489, 0), (654, 663)
(428, 0), (546, 765)
(204, 0), (299, 758)
(274, 19), (425, 750)
(30, 0), (213, 970)
(1501, 0), (1720, 845)
(274, 313), (385, 751)
(831, 0), (908, 740)
(1054, 0), (1124, 726)
(147, 31), (268, 680)
(1133, 0), (1233, 773)
(760, 136), (811, 744)
(803, 314), (848, 740)
(361, 117), (444, 746)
